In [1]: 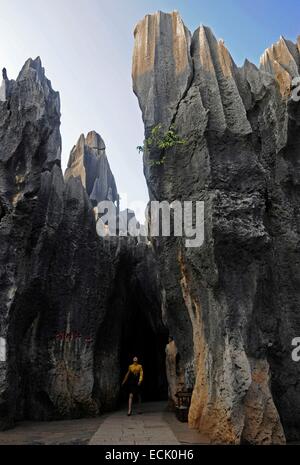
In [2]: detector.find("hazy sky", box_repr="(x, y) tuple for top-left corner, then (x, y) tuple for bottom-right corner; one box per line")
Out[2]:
(0, 0), (299, 220)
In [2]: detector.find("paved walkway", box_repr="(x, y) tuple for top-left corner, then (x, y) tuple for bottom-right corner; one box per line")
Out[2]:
(0, 402), (208, 445)
(89, 402), (208, 445)
(0, 417), (104, 445)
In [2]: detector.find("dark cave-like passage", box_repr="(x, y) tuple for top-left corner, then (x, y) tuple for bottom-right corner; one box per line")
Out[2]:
(120, 301), (169, 403)
(93, 247), (169, 411)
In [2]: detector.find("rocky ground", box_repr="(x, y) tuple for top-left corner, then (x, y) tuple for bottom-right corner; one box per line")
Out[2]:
(0, 402), (207, 445)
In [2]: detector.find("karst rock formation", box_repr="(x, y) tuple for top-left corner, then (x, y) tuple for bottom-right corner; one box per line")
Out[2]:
(132, 11), (300, 444)
(0, 57), (166, 430)
(0, 10), (300, 445)
(65, 131), (118, 206)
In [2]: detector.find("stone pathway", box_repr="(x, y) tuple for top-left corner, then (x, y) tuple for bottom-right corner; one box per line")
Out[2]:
(0, 417), (104, 445)
(89, 402), (208, 445)
(0, 402), (208, 445)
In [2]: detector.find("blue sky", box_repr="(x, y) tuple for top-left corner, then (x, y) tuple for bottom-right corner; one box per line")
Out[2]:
(0, 0), (299, 220)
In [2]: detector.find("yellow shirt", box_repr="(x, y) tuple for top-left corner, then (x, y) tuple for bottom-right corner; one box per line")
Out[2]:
(127, 363), (143, 383)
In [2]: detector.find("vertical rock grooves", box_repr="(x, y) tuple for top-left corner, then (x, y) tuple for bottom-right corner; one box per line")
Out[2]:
(1, 11), (300, 445)
(133, 11), (300, 444)
(65, 131), (118, 206)
(133, 11), (193, 131)
(0, 57), (63, 428)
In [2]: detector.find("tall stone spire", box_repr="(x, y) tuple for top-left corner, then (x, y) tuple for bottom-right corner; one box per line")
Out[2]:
(0, 67), (10, 101)
(65, 130), (118, 206)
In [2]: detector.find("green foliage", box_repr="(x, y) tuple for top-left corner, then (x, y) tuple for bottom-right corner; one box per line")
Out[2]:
(137, 124), (187, 166)
(148, 157), (167, 167)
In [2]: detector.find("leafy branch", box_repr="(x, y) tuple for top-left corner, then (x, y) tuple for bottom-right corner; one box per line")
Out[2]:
(137, 124), (187, 166)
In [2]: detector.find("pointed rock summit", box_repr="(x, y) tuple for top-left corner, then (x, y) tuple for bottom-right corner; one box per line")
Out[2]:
(65, 131), (118, 206)
(260, 36), (300, 97)
(0, 57), (61, 206)
(132, 11), (193, 129)
(0, 68), (10, 101)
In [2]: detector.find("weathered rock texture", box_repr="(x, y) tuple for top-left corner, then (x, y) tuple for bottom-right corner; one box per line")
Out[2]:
(133, 11), (300, 444)
(0, 59), (167, 430)
(1, 12), (299, 446)
(165, 338), (185, 408)
(65, 131), (118, 205)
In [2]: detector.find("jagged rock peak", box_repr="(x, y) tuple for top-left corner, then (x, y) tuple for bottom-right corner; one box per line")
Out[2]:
(132, 11), (252, 133)
(18, 56), (44, 79)
(133, 11), (299, 133)
(260, 36), (300, 97)
(0, 57), (60, 108)
(64, 130), (118, 206)
(2, 68), (8, 80)
(0, 56), (61, 184)
(192, 25), (236, 78)
(191, 24), (252, 135)
(85, 130), (106, 151)
(132, 10), (193, 129)
(0, 71), (9, 101)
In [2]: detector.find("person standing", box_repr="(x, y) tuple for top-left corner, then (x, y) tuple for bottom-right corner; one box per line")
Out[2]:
(122, 356), (143, 416)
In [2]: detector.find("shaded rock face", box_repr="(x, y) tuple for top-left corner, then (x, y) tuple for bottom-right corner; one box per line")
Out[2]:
(0, 57), (63, 428)
(93, 240), (168, 410)
(0, 59), (167, 429)
(133, 11), (300, 444)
